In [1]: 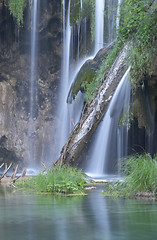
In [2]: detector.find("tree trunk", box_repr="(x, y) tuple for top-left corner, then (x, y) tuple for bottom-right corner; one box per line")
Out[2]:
(56, 45), (128, 166)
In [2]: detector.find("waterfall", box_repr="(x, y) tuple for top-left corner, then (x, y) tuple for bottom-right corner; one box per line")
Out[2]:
(55, 0), (119, 161)
(30, 0), (38, 120)
(116, 0), (122, 33)
(28, 0), (39, 167)
(86, 68), (131, 179)
(57, 0), (71, 155)
(80, 0), (83, 10)
(95, 0), (105, 53)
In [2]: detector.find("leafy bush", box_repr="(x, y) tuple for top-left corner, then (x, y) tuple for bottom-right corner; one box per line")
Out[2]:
(103, 154), (157, 197)
(119, 0), (157, 85)
(17, 166), (87, 194)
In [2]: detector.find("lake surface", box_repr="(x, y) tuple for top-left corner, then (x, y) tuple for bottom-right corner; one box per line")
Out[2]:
(0, 185), (157, 240)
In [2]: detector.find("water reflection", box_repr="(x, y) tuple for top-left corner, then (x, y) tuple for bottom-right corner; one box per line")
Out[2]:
(0, 185), (157, 240)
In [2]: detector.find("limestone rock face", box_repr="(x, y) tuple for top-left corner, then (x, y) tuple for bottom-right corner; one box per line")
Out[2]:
(0, 0), (62, 167)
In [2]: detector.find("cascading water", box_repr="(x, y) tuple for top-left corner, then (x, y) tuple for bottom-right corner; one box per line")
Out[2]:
(57, 0), (71, 156)
(28, 0), (39, 167)
(107, 0), (118, 43)
(56, 0), (119, 160)
(116, 0), (122, 33)
(86, 68), (131, 180)
(56, 0), (105, 159)
(95, 0), (105, 54)
(80, 0), (83, 9)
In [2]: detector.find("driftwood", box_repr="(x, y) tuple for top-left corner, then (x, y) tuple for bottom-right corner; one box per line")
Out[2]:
(56, 44), (128, 166)
(41, 162), (48, 171)
(0, 163), (27, 185)
(0, 163), (12, 180)
(11, 168), (27, 183)
(21, 168), (27, 177)
(11, 164), (19, 179)
(0, 163), (4, 169)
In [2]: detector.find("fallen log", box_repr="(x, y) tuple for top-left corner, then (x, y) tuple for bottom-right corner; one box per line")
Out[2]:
(56, 44), (128, 166)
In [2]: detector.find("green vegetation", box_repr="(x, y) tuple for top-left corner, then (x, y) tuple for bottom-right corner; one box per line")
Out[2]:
(103, 154), (157, 197)
(0, 0), (28, 26)
(17, 166), (87, 195)
(81, 39), (123, 103)
(119, 0), (157, 86)
(8, 0), (27, 26)
(67, 40), (123, 104)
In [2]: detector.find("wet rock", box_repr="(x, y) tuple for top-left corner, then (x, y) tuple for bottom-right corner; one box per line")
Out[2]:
(0, 1), (62, 166)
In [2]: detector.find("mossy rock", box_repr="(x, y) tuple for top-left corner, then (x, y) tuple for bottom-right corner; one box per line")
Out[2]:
(67, 44), (114, 103)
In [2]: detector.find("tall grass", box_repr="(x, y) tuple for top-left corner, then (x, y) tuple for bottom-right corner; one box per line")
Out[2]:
(18, 166), (87, 194)
(122, 154), (157, 194)
(103, 153), (157, 197)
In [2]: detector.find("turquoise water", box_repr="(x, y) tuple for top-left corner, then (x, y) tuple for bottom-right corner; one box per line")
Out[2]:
(0, 185), (157, 240)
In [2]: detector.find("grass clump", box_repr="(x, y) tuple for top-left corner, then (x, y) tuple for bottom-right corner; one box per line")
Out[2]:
(17, 166), (87, 195)
(103, 153), (157, 197)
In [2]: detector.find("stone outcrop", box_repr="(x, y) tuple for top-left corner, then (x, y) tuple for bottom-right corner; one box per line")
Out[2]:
(0, 0), (62, 166)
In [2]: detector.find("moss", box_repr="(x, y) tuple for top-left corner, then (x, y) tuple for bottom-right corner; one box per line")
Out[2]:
(8, 0), (27, 26)
(67, 41), (123, 104)
(70, 0), (81, 25)
(67, 64), (96, 103)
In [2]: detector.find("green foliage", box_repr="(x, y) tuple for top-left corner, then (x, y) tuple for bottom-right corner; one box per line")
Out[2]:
(100, 39), (123, 73)
(70, 0), (81, 24)
(119, 0), (157, 85)
(8, 0), (27, 26)
(103, 153), (157, 197)
(82, 39), (123, 103)
(17, 166), (87, 194)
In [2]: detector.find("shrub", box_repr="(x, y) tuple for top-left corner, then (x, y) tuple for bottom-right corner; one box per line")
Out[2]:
(119, 0), (157, 85)
(17, 166), (87, 194)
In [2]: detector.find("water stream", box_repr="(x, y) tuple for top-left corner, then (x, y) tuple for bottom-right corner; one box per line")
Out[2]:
(57, 0), (71, 155)
(0, 186), (157, 240)
(28, 0), (39, 168)
(95, 0), (105, 54)
(86, 68), (131, 180)
(56, 0), (107, 159)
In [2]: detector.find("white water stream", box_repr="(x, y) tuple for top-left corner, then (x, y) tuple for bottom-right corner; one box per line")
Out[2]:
(57, 0), (106, 159)
(56, 0), (120, 161)
(28, 0), (38, 167)
(116, 0), (122, 33)
(95, 0), (105, 54)
(86, 68), (131, 179)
